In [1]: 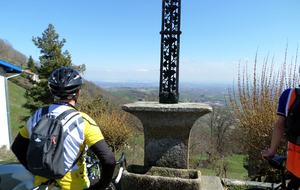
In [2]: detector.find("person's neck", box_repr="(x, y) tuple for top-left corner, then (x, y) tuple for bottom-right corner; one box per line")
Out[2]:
(54, 99), (76, 106)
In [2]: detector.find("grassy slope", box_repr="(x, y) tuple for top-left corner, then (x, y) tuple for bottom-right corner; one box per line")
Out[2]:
(8, 81), (31, 137)
(195, 155), (248, 180)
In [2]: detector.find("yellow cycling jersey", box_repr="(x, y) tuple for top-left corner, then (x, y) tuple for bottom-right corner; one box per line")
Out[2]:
(19, 104), (104, 190)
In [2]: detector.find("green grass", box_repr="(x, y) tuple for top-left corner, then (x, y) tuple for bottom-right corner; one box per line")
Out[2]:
(8, 81), (31, 137)
(126, 131), (144, 145)
(115, 130), (145, 166)
(226, 155), (248, 179)
(190, 153), (248, 181)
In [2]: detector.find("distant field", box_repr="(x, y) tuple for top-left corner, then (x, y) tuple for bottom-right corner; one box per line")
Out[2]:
(105, 86), (229, 105)
(106, 87), (158, 102)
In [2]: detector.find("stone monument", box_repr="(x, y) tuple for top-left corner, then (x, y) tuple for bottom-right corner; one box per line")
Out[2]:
(121, 0), (214, 189)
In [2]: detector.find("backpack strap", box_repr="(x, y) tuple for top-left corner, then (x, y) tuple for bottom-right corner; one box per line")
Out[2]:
(285, 88), (300, 145)
(56, 109), (81, 140)
(40, 106), (77, 119)
(296, 88), (300, 98)
(40, 106), (49, 118)
(56, 108), (84, 174)
(56, 109), (78, 120)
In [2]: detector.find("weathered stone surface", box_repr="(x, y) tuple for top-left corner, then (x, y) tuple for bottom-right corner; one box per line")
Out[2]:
(221, 178), (280, 189)
(121, 166), (201, 190)
(122, 102), (212, 113)
(146, 138), (187, 168)
(122, 102), (212, 169)
(201, 176), (224, 190)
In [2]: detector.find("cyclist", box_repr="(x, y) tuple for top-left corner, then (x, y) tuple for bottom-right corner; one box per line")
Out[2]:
(12, 67), (116, 190)
(261, 88), (300, 188)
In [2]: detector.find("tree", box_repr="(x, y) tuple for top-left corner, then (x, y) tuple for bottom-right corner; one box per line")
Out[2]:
(22, 24), (85, 115)
(207, 107), (233, 155)
(32, 23), (73, 78)
(189, 123), (210, 167)
(27, 55), (38, 73)
(227, 49), (298, 182)
(189, 107), (235, 179)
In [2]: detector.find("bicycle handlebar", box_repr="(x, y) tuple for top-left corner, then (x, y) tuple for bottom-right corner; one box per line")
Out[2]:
(115, 152), (126, 184)
(116, 152), (126, 165)
(264, 156), (287, 170)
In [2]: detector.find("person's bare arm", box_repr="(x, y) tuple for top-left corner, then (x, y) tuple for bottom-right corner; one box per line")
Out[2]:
(261, 116), (285, 161)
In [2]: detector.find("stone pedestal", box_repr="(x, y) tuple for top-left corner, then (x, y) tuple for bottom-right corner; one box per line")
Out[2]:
(122, 102), (212, 169)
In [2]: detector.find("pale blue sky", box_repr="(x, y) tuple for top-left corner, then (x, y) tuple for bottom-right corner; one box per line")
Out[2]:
(1, 0), (300, 85)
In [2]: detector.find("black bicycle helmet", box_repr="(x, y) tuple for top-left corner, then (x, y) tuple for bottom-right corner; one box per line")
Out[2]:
(48, 67), (83, 100)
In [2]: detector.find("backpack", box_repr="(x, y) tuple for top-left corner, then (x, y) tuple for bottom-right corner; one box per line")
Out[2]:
(285, 88), (300, 145)
(27, 106), (81, 179)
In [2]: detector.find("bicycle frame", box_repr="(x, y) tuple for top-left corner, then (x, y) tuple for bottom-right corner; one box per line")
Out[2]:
(115, 152), (126, 183)
(266, 156), (287, 190)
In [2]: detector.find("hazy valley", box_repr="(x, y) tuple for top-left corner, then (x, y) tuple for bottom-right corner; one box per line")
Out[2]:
(93, 81), (231, 107)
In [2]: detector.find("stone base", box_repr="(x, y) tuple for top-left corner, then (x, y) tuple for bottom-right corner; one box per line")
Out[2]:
(122, 102), (212, 168)
(121, 165), (201, 190)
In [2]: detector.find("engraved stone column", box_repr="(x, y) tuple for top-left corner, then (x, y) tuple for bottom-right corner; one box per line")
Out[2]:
(122, 102), (212, 169)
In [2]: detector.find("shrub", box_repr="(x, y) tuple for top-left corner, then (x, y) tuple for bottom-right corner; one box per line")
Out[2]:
(77, 93), (133, 153)
(227, 48), (298, 182)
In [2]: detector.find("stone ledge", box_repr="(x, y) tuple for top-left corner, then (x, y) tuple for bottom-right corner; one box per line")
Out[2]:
(222, 178), (280, 188)
(122, 102), (212, 113)
(201, 175), (224, 190)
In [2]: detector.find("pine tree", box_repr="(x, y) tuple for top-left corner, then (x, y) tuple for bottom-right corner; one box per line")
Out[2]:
(22, 23), (85, 115)
(27, 55), (38, 73)
(32, 23), (72, 79)
(27, 55), (34, 69)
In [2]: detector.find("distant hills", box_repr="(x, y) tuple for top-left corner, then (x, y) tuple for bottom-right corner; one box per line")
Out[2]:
(93, 81), (231, 107)
(93, 81), (232, 89)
